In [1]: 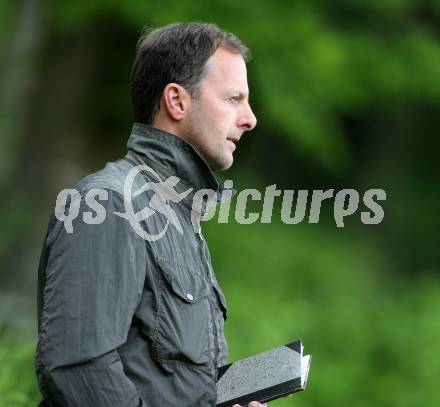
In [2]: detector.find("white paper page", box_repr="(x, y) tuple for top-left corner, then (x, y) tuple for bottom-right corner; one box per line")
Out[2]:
(301, 355), (311, 388)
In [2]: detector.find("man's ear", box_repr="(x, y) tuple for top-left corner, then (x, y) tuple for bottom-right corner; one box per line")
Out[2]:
(162, 83), (190, 121)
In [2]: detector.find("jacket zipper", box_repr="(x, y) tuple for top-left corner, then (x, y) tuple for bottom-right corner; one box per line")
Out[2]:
(196, 227), (219, 379)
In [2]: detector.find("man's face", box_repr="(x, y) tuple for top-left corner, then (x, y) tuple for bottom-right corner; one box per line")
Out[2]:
(183, 47), (257, 171)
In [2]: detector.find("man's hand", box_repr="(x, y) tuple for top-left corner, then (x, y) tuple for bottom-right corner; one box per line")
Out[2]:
(232, 402), (267, 407)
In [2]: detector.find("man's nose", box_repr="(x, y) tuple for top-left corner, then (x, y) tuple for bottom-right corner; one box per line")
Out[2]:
(238, 103), (257, 131)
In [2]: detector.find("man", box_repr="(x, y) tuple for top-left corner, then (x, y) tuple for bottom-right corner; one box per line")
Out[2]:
(36, 22), (263, 406)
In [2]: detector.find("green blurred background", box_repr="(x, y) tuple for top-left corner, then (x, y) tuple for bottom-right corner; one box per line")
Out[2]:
(1, 0), (439, 406)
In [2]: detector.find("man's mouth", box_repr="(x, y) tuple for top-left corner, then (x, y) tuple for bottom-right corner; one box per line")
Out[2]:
(226, 138), (238, 150)
(227, 136), (240, 145)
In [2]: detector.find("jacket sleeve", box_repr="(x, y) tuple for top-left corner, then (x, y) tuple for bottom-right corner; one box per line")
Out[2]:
(37, 189), (148, 406)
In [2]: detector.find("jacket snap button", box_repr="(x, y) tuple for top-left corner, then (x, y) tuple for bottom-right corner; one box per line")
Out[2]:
(186, 293), (194, 301)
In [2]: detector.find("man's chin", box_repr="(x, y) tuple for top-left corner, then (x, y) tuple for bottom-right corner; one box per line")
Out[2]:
(211, 154), (233, 172)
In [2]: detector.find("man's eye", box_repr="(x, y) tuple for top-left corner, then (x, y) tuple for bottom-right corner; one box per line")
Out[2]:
(228, 97), (239, 104)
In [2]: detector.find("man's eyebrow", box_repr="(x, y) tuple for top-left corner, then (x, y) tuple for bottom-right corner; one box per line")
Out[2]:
(230, 91), (249, 100)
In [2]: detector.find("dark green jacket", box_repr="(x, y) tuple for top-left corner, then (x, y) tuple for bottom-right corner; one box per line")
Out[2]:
(36, 123), (230, 406)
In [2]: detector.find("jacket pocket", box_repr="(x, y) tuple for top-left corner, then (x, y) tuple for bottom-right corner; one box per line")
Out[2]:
(153, 259), (211, 365)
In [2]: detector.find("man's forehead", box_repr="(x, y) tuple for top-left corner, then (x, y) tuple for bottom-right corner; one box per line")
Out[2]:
(202, 48), (249, 90)
(206, 48), (246, 73)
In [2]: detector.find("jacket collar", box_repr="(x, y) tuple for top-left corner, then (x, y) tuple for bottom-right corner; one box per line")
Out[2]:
(126, 123), (233, 211)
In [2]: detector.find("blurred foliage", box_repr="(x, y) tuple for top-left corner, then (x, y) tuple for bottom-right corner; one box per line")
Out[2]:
(205, 218), (440, 406)
(0, 335), (39, 406)
(1, 0), (439, 406)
